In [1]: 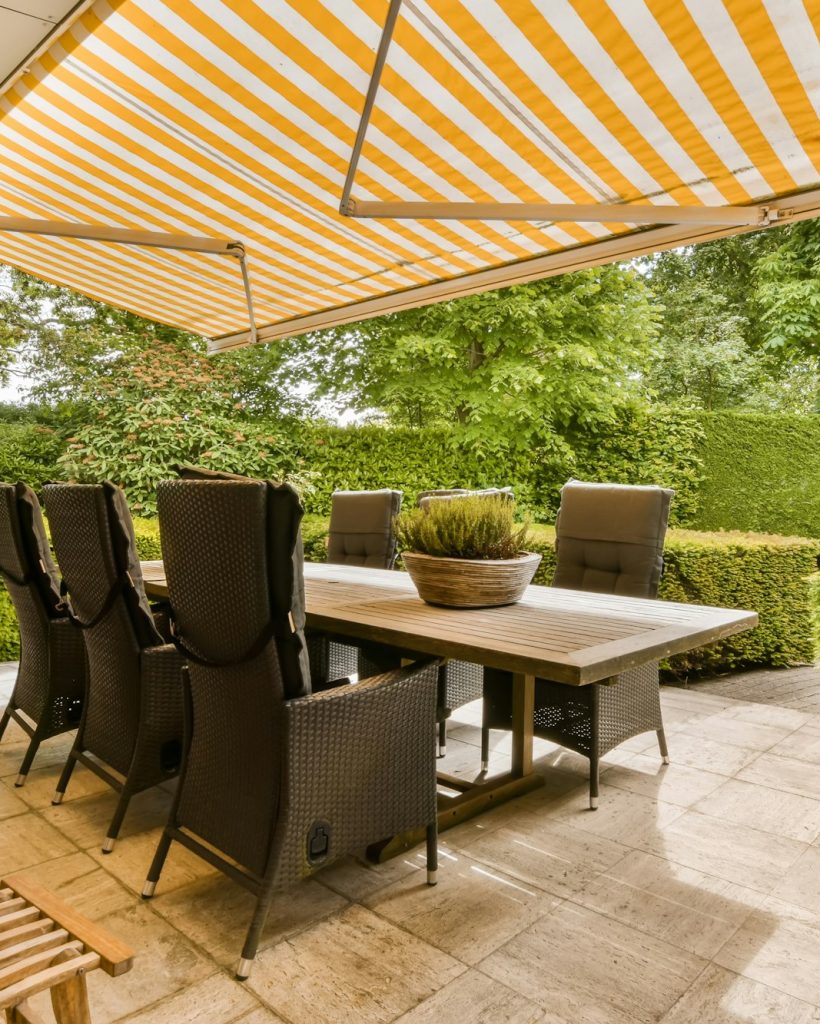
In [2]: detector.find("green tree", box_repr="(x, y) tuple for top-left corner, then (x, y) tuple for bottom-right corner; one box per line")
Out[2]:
(755, 218), (820, 363)
(301, 266), (657, 455)
(0, 266), (315, 424)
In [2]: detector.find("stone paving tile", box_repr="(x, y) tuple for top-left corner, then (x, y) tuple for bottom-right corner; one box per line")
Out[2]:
(2, 663), (820, 1023)
(480, 901), (707, 1024)
(365, 846), (561, 964)
(150, 872), (348, 967)
(395, 969), (545, 1023)
(246, 905), (466, 1024)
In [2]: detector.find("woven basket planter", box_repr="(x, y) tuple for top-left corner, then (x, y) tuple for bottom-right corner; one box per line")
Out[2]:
(402, 551), (542, 608)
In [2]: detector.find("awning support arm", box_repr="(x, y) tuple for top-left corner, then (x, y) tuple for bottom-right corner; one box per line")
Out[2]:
(0, 216), (257, 344)
(339, 0), (403, 217)
(343, 198), (780, 228)
(338, 3), (781, 230)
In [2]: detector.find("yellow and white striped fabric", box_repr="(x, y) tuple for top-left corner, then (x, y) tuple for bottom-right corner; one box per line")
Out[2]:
(0, 0), (819, 350)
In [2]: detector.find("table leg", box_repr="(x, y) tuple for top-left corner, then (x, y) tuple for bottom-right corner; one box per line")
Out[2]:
(511, 672), (535, 778)
(369, 671), (542, 862)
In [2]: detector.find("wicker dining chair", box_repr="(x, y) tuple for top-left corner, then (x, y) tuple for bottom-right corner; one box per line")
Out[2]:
(0, 483), (86, 786)
(481, 480), (674, 808)
(142, 478), (439, 980)
(43, 483), (184, 852)
(308, 488), (402, 686)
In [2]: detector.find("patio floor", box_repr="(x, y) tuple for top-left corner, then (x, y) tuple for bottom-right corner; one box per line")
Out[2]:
(3, 661), (820, 1024)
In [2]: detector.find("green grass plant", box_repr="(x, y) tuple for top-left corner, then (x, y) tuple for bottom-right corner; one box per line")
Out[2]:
(395, 496), (530, 560)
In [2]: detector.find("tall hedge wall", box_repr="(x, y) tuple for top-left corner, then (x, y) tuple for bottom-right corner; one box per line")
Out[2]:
(694, 412), (820, 538)
(294, 410), (704, 525)
(6, 515), (814, 672)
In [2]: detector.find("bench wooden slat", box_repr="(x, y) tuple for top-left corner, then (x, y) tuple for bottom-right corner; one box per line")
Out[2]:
(0, 942), (83, 992)
(0, 920), (55, 953)
(0, 951), (100, 1013)
(0, 930), (69, 968)
(0, 877), (133, 978)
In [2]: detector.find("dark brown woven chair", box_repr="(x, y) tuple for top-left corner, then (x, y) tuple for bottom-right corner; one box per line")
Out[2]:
(43, 483), (184, 852)
(482, 480), (674, 809)
(0, 483), (86, 786)
(141, 479), (439, 980)
(308, 488), (402, 686)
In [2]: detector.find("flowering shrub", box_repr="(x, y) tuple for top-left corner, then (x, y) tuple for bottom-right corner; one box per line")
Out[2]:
(58, 339), (311, 514)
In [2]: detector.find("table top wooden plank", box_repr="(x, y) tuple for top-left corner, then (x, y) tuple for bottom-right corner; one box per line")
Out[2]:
(141, 560), (757, 686)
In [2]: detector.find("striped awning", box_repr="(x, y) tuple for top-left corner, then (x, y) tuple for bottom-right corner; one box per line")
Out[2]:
(1, 1), (819, 352)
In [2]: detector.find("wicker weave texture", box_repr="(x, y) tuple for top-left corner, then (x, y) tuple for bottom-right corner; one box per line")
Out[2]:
(44, 484), (183, 797)
(533, 661), (662, 757)
(0, 486), (85, 760)
(274, 660), (439, 886)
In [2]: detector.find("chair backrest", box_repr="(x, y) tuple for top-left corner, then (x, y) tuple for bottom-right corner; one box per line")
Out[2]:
(157, 478), (303, 876)
(552, 480), (673, 598)
(417, 486), (513, 510)
(0, 482), (63, 615)
(327, 489), (402, 569)
(43, 483), (163, 774)
(0, 483), (65, 712)
(173, 464), (310, 696)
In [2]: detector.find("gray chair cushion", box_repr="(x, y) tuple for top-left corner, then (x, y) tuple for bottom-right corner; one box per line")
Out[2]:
(327, 489), (402, 569)
(552, 480), (673, 598)
(14, 482), (63, 616)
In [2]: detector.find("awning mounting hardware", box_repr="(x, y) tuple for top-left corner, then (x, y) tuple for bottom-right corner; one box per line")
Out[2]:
(0, 216), (258, 346)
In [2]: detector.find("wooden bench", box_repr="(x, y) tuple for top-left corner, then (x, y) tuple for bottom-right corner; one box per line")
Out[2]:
(0, 874), (134, 1024)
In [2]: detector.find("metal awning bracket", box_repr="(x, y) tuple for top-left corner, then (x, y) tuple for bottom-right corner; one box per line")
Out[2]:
(0, 216), (258, 345)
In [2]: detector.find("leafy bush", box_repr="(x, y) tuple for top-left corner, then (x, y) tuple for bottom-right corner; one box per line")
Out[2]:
(0, 424), (66, 492)
(395, 496), (530, 559)
(693, 411), (820, 537)
(57, 341), (311, 516)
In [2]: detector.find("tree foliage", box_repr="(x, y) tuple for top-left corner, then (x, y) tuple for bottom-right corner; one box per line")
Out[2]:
(301, 266), (657, 457)
(642, 227), (820, 413)
(57, 338), (310, 514)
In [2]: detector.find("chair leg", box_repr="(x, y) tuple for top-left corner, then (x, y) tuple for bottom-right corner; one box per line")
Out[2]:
(102, 786), (134, 853)
(237, 887), (277, 980)
(480, 724), (490, 772)
(589, 752), (600, 810)
(52, 747), (79, 804)
(438, 719), (446, 758)
(426, 821), (438, 885)
(656, 727), (670, 765)
(14, 734), (42, 787)
(0, 705), (11, 743)
(142, 829), (174, 898)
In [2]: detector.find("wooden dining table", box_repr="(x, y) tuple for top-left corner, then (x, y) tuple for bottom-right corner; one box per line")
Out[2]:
(141, 559), (757, 857)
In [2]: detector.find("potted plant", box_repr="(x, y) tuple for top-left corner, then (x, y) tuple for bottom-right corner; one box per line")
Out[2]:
(395, 495), (541, 608)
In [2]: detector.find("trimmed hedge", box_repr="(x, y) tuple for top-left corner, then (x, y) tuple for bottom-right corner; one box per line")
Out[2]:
(526, 524), (820, 674)
(694, 411), (820, 538)
(1, 515), (817, 673)
(293, 413), (703, 526)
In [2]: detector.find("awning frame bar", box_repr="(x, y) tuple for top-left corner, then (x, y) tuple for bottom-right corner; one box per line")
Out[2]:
(339, 0), (404, 217)
(340, 1), (781, 230)
(0, 216), (258, 344)
(344, 198), (778, 227)
(212, 186), (820, 353)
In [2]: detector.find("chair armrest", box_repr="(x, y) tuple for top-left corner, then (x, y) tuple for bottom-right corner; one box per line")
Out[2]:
(273, 658), (441, 885)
